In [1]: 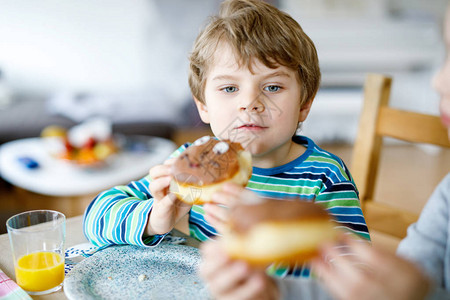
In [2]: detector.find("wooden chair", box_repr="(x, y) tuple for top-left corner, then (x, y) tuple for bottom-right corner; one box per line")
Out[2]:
(351, 73), (450, 239)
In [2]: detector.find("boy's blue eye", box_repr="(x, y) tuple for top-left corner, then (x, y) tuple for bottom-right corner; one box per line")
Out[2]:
(223, 86), (237, 93)
(264, 85), (280, 92)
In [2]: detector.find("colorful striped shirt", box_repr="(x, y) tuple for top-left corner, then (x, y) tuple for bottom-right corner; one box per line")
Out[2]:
(83, 135), (370, 277)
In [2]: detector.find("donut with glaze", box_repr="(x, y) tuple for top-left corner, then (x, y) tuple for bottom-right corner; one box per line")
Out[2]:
(169, 136), (252, 205)
(223, 199), (337, 266)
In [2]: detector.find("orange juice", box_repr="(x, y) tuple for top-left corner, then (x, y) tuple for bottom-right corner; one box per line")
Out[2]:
(15, 251), (64, 292)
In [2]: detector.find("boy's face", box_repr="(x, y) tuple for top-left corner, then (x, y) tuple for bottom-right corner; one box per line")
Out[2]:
(195, 44), (312, 164)
(433, 7), (450, 140)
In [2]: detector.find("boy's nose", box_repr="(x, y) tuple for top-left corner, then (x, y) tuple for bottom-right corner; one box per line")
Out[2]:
(239, 94), (265, 113)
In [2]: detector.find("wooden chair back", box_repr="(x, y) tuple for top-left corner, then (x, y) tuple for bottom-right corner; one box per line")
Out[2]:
(351, 73), (450, 238)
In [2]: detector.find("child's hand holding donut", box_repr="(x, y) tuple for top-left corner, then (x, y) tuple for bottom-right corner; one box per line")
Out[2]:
(199, 240), (280, 300)
(145, 158), (192, 236)
(169, 136), (252, 205)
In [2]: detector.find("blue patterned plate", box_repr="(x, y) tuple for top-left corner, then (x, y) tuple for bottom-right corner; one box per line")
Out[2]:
(63, 244), (211, 300)
(65, 243), (99, 258)
(65, 243), (99, 275)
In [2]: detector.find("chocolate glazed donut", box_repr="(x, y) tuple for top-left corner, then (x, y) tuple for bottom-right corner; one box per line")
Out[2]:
(169, 136), (252, 205)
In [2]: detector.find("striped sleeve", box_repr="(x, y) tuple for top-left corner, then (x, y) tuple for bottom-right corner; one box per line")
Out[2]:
(82, 176), (166, 247)
(83, 144), (190, 248)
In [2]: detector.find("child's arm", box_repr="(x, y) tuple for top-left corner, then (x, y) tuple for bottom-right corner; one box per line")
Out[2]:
(396, 174), (450, 289)
(83, 144), (192, 248)
(83, 176), (158, 248)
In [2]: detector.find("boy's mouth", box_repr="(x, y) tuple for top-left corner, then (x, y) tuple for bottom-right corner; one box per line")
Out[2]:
(236, 124), (268, 130)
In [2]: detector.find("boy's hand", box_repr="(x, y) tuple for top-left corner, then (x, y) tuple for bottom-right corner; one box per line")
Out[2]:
(200, 240), (280, 300)
(146, 158), (192, 236)
(204, 183), (261, 234)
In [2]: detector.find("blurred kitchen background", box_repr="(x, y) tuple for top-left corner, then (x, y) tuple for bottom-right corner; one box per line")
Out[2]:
(0, 0), (447, 144)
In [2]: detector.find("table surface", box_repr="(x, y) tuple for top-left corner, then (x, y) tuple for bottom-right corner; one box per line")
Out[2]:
(0, 135), (176, 196)
(0, 215), (200, 300)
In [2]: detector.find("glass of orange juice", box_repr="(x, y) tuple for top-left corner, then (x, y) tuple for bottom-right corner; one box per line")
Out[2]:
(6, 210), (66, 295)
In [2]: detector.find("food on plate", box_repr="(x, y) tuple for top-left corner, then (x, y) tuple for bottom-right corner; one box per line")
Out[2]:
(223, 199), (338, 266)
(40, 125), (67, 138)
(138, 274), (148, 282)
(41, 117), (117, 166)
(169, 136), (252, 205)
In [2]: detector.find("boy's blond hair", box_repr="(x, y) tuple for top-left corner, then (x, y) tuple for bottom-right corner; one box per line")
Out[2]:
(189, 0), (321, 106)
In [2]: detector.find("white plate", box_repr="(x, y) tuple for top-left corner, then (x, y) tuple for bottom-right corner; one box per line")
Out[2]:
(0, 136), (176, 196)
(63, 244), (211, 300)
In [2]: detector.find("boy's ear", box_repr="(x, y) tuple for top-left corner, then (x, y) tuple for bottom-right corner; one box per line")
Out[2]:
(194, 97), (210, 124)
(298, 99), (313, 122)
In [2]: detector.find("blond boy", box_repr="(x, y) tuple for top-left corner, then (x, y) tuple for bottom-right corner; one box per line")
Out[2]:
(84, 0), (369, 279)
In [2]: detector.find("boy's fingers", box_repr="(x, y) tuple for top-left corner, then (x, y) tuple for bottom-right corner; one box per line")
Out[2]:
(311, 255), (351, 300)
(163, 158), (176, 165)
(204, 204), (229, 222)
(346, 238), (392, 271)
(149, 176), (172, 191)
(149, 164), (172, 179)
(223, 272), (269, 300)
(204, 212), (227, 234)
(199, 255), (227, 280)
(328, 237), (393, 275)
(222, 183), (261, 203)
(211, 191), (239, 206)
(200, 241), (229, 267)
(205, 261), (251, 297)
(312, 240), (378, 300)
(149, 176), (172, 200)
(200, 239), (221, 255)
(222, 182), (245, 195)
(200, 241), (227, 260)
(327, 251), (369, 283)
(200, 241), (254, 297)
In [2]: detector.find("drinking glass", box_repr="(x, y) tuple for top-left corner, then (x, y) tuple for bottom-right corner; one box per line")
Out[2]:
(6, 210), (66, 295)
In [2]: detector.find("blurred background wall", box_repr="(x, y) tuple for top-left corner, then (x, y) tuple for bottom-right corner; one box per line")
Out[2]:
(0, 0), (447, 143)
(282, 0), (447, 142)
